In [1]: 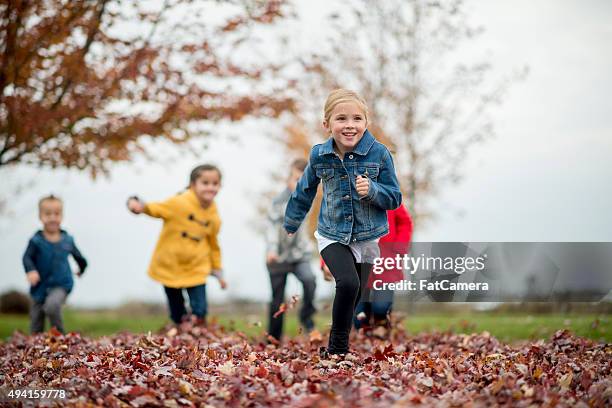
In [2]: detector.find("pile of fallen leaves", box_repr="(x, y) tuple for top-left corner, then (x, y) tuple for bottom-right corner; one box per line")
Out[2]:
(0, 323), (610, 407)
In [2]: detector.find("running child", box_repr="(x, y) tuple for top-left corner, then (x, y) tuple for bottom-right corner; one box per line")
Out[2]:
(284, 89), (402, 357)
(127, 164), (227, 325)
(265, 158), (317, 341)
(23, 195), (88, 334)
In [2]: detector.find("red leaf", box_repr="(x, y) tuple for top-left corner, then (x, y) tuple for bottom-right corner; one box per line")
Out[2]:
(256, 365), (268, 378)
(273, 303), (287, 318)
(128, 385), (147, 398)
(49, 327), (62, 337)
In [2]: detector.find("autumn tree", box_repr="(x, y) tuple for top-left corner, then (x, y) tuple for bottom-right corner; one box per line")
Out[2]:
(277, 0), (526, 231)
(0, 0), (294, 176)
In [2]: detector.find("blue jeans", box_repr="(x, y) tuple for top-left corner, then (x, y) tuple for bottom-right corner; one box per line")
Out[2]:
(354, 289), (393, 329)
(163, 284), (207, 323)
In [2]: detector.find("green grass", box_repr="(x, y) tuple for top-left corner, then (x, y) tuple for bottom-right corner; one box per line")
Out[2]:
(0, 309), (167, 340)
(1, 310), (609, 344)
(400, 313), (610, 344)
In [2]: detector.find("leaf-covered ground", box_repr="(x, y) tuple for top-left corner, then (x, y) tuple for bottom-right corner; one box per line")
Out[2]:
(0, 323), (610, 407)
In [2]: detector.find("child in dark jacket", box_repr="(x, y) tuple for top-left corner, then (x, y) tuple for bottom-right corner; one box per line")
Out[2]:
(22, 195), (87, 334)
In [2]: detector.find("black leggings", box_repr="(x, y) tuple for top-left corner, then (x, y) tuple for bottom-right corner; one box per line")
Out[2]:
(321, 243), (372, 354)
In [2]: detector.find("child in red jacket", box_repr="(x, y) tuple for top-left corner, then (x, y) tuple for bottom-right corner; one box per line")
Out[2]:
(321, 204), (413, 330)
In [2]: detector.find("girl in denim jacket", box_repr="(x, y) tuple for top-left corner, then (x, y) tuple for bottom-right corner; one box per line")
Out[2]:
(284, 89), (402, 356)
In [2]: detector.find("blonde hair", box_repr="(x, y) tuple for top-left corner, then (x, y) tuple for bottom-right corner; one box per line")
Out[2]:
(323, 89), (369, 124)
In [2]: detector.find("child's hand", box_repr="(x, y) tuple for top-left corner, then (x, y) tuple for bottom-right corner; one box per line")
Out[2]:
(127, 196), (145, 214)
(26, 270), (40, 286)
(321, 265), (333, 282)
(356, 175), (369, 197)
(211, 269), (227, 289)
(266, 252), (279, 264)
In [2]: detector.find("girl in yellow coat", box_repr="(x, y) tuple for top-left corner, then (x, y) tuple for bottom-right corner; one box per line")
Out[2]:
(127, 164), (227, 324)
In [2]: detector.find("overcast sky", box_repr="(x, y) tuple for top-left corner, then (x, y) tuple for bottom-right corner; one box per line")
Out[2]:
(1, 0), (611, 307)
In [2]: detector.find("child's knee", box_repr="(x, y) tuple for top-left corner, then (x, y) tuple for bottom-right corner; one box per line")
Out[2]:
(43, 301), (62, 317)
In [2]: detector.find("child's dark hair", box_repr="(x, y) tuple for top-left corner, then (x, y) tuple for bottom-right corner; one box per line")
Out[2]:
(189, 164), (222, 185)
(38, 194), (62, 212)
(290, 158), (308, 173)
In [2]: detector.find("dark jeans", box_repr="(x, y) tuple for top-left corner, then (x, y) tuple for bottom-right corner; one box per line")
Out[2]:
(267, 260), (317, 340)
(163, 284), (207, 324)
(30, 287), (68, 334)
(321, 243), (372, 354)
(354, 288), (394, 329)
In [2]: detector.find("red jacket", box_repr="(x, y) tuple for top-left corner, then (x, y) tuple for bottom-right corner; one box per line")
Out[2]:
(380, 204), (413, 245)
(321, 205), (413, 284)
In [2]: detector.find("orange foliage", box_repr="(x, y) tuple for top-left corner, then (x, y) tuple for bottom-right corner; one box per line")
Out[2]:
(0, 0), (294, 176)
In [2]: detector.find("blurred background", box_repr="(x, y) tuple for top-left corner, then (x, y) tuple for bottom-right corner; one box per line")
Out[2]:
(0, 0), (610, 341)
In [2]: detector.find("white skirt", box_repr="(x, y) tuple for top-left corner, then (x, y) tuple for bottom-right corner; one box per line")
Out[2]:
(314, 230), (380, 264)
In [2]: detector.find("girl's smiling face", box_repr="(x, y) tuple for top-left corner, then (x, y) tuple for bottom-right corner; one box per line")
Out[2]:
(323, 101), (367, 156)
(191, 170), (221, 207)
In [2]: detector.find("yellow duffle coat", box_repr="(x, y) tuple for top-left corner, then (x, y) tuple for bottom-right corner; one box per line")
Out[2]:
(144, 189), (222, 288)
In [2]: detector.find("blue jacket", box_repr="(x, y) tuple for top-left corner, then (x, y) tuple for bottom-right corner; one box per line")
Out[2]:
(284, 130), (402, 244)
(22, 230), (87, 303)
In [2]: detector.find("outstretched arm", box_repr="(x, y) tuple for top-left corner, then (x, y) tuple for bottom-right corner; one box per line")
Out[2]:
(127, 195), (175, 219)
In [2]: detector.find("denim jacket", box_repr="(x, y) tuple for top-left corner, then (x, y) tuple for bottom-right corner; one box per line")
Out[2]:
(284, 130), (402, 244)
